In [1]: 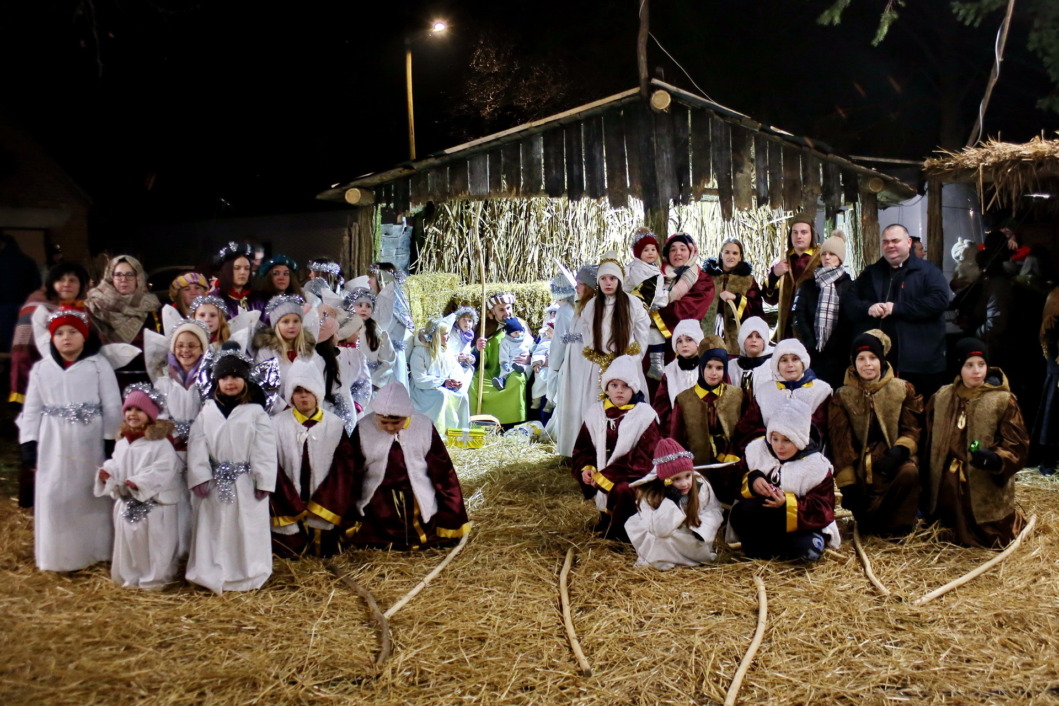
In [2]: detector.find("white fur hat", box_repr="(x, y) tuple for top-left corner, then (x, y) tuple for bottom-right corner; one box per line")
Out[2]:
(373, 381), (414, 417)
(265, 294), (307, 326)
(597, 251), (625, 283)
(766, 398), (812, 450)
(600, 354), (641, 395)
(671, 319), (705, 353)
(737, 316), (772, 356)
(770, 337), (811, 381)
(345, 275), (371, 292)
(283, 358), (326, 406)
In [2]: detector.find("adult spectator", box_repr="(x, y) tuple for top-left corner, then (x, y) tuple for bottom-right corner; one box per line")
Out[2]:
(844, 224), (950, 398)
(470, 293), (531, 425)
(762, 214), (821, 342)
(910, 236), (926, 260)
(791, 230), (854, 388)
(0, 235), (42, 352)
(168, 272), (209, 317)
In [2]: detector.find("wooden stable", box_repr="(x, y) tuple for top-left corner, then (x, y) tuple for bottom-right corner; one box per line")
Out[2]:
(319, 79), (915, 277)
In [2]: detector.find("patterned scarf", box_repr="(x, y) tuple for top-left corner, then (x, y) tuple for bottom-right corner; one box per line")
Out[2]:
(813, 266), (845, 350)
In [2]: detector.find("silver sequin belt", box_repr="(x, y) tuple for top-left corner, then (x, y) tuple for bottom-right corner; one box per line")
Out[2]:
(561, 333), (584, 344)
(42, 403), (103, 424)
(210, 460), (253, 504)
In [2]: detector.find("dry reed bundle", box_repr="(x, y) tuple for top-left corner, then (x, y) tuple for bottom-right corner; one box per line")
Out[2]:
(2, 440), (1059, 703)
(924, 134), (1059, 214)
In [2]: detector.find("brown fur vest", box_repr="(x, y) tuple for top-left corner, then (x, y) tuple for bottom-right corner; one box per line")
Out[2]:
(703, 273), (756, 356)
(674, 383), (743, 464)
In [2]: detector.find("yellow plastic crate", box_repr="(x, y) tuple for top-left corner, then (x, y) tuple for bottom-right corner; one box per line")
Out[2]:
(446, 427), (486, 449)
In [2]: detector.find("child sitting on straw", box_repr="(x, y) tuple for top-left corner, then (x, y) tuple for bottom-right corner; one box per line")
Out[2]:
(669, 334), (746, 504)
(96, 384), (183, 589)
(626, 438), (724, 570)
(622, 227), (669, 380)
(727, 316), (773, 397)
(409, 314), (470, 433)
(342, 381), (470, 550)
(571, 355), (660, 542)
(186, 341), (277, 594)
(651, 319), (703, 432)
(269, 360), (355, 558)
(923, 338), (1029, 548)
(828, 330), (923, 537)
(492, 317), (532, 391)
(727, 398), (840, 562)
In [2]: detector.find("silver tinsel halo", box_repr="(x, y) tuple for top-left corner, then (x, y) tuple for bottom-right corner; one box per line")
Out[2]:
(549, 274), (576, 299)
(368, 263), (408, 284)
(452, 305), (479, 327)
(46, 308), (89, 328)
(216, 241), (254, 264)
(189, 294), (227, 316)
(653, 450), (693, 465)
(170, 317), (210, 341)
(346, 287), (376, 310)
(264, 294), (306, 322)
(122, 382), (167, 415)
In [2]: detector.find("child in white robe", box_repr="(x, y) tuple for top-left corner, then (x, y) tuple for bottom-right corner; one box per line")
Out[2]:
(186, 341), (277, 594)
(409, 314), (470, 433)
(530, 322), (553, 411)
(493, 317), (532, 390)
(96, 384), (183, 589)
(19, 307), (123, 572)
(626, 438), (724, 569)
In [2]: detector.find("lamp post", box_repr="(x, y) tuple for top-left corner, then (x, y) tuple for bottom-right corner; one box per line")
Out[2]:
(405, 20), (447, 161)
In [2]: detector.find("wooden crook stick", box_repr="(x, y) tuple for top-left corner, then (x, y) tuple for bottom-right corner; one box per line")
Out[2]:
(384, 532), (471, 619)
(853, 522), (891, 597)
(329, 563), (392, 666)
(913, 514), (1037, 606)
(724, 575), (768, 706)
(559, 547), (592, 676)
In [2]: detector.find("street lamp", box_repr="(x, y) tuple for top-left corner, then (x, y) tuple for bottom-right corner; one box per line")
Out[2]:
(406, 20), (448, 161)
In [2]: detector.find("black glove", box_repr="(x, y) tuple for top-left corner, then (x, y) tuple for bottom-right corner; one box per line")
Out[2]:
(886, 445), (911, 464)
(664, 483), (684, 504)
(104, 439), (116, 460)
(19, 441), (37, 467)
(970, 448), (1003, 472)
(874, 444), (910, 479)
(839, 484), (864, 515)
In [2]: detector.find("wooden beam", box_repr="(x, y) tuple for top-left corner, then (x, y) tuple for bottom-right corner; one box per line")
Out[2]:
(501, 142), (521, 196)
(753, 134), (769, 207)
(822, 162), (842, 220)
(782, 146), (801, 211)
(711, 116), (733, 220)
(627, 103), (659, 209)
(410, 171), (428, 206)
(690, 109), (711, 200)
(449, 161), (469, 200)
(603, 111), (629, 208)
(468, 153), (489, 199)
(653, 108), (678, 207)
(801, 157), (820, 221)
(344, 187), (375, 206)
(394, 178), (410, 214)
(927, 178), (944, 268)
(543, 128), (566, 198)
(488, 150), (503, 195)
(731, 124), (753, 211)
(637, 0), (650, 98)
(521, 135), (545, 195)
(768, 139), (783, 208)
(672, 106), (691, 204)
(859, 178), (880, 263)
(583, 114), (606, 199)
(565, 123), (585, 200)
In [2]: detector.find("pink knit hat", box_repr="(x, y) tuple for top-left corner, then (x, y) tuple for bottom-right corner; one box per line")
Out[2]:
(653, 438), (694, 483)
(122, 383), (165, 422)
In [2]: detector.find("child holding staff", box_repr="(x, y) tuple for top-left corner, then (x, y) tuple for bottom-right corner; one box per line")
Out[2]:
(96, 384), (183, 589)
(626, 438), (724, 570)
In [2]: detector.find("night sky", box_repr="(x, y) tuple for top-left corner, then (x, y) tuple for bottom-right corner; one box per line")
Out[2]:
(3, 1), (1057, 237)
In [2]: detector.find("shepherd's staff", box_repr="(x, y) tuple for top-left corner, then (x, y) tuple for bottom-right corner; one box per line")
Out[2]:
(724, 576), (768, 706)
(559, 547), (592, 676)
(853, 522), (891, 597)
(913, 514), (1037, 606)
(473, 202), (487, 416)
(384, 531), (471, 619)
(328, 563), (392, 666)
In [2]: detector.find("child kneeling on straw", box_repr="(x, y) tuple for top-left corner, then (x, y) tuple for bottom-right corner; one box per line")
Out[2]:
(571, 354), (660, 542)
(727, 398), (840, 562)
(626, 438), (724, 569)
(96, 383), (183, 590)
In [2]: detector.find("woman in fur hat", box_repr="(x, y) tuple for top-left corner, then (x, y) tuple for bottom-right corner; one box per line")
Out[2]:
(791, 230), (854, 388)
(571, 355), (660, 542)
(923, 338), (1028, 548)
(702, 238), (763, 356)
(828, 330), (923, 537)
(653, 234), (715, 369)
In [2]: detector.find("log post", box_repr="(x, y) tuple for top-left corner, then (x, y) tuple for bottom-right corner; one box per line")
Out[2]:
(927, 178), (944, 268)
(637, 0), (650, 99)
(859, 179), (881, 266)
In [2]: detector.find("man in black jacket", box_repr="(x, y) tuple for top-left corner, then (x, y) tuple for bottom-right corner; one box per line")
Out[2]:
(844, 224), (951, 398)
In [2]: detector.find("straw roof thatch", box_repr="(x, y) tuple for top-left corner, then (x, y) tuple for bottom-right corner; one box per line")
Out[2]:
(3, 438), (1059, 703)
(923, 134), (1059, 213)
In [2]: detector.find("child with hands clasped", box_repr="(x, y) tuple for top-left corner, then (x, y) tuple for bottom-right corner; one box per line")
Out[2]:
(96, 384), (183, 589)
(923, 338), (1028, 548)
(727, 398), (840, 562)
(185, 342), (278, 594)
(626, 438), (724, 570)
(571, 355), (660, 542)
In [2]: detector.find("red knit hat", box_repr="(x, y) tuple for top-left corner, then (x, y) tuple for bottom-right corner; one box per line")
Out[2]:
(48, 306), (90, 339)
(631, 227), (661, 259)
(653, 438), (694, 483)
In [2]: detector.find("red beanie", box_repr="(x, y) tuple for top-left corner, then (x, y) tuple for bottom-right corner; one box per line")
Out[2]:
(631, 228), (661, 259)
(653, 438), (694, 483)
(48, 306), (90, 339)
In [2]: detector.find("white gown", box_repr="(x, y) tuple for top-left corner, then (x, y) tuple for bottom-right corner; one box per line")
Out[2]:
(409, 342), (470, 433)
(19, 353), (123, 571)
(626, 474), (724, 570)
(96, 435), (183, 589)
(185, 401), (277, 594)
(546, 309), (593, 457)
(547, 301), (574, 402)
(375, 281), (414, 391)
(322, 346), (371, 429)
(153, 373), (202, 558)
(577, 293), (650, 419)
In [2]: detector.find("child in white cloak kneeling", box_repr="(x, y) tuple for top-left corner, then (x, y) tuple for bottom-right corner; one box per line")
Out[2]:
(626, 437), (724, 570)
(727, 398), (840, 562)
(96, 383), (183, 590)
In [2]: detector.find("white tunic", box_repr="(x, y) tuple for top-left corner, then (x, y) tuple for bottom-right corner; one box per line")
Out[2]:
(362, 329), (396, 402)
(626, 474), (724, 570)
(661, 358), (698, 406)
(547, 301), (574, 402)
(19, 353), (122, 572)
(376, 282), (414, 391)
(577, 293), (651, 416)
(271, 408), (346, 532)
(185, 401), (277, 594)
(546, 309), (593, 457)
(448, 328), (477, 389)
(409, 342), (470, 433)
(96, 435), (183, 589)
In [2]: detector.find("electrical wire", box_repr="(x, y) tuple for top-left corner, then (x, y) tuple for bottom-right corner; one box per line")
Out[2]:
(648, 31), (715, 103)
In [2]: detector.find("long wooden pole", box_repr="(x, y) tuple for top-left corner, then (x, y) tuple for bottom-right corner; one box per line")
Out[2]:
(724, 576), (768, 706)
(913, 514), (1037, 606)
(384, 531), (471, 619)
(637, 0), (650, 99)
(475, 203), (487, 415)
(965, 0), (1017, 148)
(853, 523), (891, 597)
(406, 41), (416, 160)
(559, 547), (592, 676)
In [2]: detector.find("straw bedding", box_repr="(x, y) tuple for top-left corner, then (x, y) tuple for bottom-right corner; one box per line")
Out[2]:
(2, 437), (1059, 704)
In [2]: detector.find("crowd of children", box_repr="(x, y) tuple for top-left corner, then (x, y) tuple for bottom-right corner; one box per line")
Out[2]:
(12, 224), (1037, 590)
